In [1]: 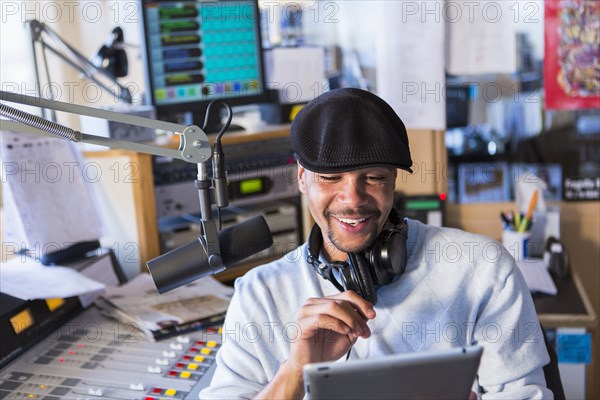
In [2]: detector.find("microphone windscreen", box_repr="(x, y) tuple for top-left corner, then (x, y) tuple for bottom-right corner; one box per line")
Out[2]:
(220, 215), (274, 265)
(147, 215), (273, 293)
(147, 238), (209, 293)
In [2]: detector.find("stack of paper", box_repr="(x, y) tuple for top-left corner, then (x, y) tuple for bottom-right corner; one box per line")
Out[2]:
(0, 257), (106, 303)
(96, 273), (234, 341)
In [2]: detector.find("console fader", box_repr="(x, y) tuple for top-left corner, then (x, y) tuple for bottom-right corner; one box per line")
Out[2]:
(0, 307), (220, 399)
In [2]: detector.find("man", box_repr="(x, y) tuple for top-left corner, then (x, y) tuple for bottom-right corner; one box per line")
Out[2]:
(200, 88), (552, 399)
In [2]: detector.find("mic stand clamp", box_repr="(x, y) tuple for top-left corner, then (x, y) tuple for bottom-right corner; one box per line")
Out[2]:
(195, 162), (224, 274)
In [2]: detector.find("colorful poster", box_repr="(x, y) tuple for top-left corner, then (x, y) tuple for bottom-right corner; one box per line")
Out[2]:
(544, 0), (600, 110)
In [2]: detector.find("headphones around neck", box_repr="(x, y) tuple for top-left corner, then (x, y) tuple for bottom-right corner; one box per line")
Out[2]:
(307, 209), (408, 305)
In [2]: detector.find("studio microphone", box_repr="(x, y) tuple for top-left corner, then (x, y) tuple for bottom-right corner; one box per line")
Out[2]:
(147, 215), (273, 293)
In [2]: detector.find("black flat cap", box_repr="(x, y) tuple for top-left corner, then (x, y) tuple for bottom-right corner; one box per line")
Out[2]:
(290, 88), (412, 173)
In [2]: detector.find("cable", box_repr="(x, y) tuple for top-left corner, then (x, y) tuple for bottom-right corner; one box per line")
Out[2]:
(201, 100), (233, 142)
(202, 100), (233, 231)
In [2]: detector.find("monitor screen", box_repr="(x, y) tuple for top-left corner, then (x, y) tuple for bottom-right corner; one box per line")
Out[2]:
(141, 0), (266, 125)
(446, 85), (470, 129)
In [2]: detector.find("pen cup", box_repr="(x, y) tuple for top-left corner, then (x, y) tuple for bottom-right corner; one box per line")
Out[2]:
(502, 230), (531, 262)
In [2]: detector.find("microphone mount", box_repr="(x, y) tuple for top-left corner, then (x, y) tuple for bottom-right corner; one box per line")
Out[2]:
(0, 90), (235, 290)
(27, 20), (133, 106)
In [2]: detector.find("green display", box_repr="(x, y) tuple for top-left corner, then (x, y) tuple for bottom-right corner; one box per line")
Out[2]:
(405, 199), (440, 210)
(240, 179), (263, 195)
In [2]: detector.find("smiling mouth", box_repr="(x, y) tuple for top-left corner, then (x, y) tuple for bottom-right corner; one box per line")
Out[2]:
(335, 216), (367, 227)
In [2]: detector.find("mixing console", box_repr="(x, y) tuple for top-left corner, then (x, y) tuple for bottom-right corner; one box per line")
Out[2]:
(0, 307), (220, 399)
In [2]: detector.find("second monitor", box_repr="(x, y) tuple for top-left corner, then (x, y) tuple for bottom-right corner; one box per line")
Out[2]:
(141, 0), (267, 131)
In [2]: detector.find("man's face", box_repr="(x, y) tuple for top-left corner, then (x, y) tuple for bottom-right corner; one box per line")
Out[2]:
(298, 164), (397, 262)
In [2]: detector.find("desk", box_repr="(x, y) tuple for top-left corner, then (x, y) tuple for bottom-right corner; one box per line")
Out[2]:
(533, 272), (597, 399)
(534, 272), (596, 329)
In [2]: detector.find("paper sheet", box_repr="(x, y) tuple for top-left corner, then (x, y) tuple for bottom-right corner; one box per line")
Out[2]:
(0, 257), (106, 300)
(516, 258), (557, 295)
(375, 1), (446, 130)
(266, 47), (326, 104)
(0, 131), (104, 248)
(100, 273), (234, 332)
(446, 0), (517, 75)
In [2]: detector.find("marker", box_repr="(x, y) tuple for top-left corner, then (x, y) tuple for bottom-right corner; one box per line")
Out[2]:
(518, 190), (539, 233)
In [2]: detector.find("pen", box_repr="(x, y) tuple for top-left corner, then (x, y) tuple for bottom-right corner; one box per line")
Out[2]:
(500, 212), (510, 229)
(514, 212), (521, 231)
(518, 190), (538, 233)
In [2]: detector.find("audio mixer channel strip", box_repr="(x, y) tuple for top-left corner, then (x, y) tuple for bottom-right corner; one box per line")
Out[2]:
(0, 307), (221, 399)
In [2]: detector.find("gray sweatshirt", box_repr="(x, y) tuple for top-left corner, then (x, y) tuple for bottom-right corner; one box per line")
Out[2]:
(201, 218), (552, 399)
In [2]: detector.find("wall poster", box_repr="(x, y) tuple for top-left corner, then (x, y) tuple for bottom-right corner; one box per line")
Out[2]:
(544, 0), (600, 110)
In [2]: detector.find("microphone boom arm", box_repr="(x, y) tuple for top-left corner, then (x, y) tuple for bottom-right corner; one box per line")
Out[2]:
(28, 20), (133, 105)
(0, 90), (211, 163)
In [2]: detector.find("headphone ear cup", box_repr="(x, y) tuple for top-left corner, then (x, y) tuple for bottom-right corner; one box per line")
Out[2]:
(369, 224), (408, 286)
(347, 253), (377, 304)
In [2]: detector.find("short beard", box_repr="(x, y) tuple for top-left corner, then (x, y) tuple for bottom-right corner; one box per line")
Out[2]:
(325, 206), (381, 254)
(327, 226), (379, 254)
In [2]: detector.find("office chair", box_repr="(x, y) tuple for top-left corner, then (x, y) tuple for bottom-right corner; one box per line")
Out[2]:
(541, 325), (566, 400)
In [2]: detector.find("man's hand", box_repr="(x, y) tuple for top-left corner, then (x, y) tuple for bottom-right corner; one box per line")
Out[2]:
(286, 290), (376, 376)
(254, 290), (376, 400)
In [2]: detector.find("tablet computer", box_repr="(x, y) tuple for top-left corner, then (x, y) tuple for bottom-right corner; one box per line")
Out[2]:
(303, 345), (483, 400)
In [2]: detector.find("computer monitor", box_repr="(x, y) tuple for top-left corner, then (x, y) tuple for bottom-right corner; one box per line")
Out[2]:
(446, 84), (470, 129)
(141, 0), (267, 131)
